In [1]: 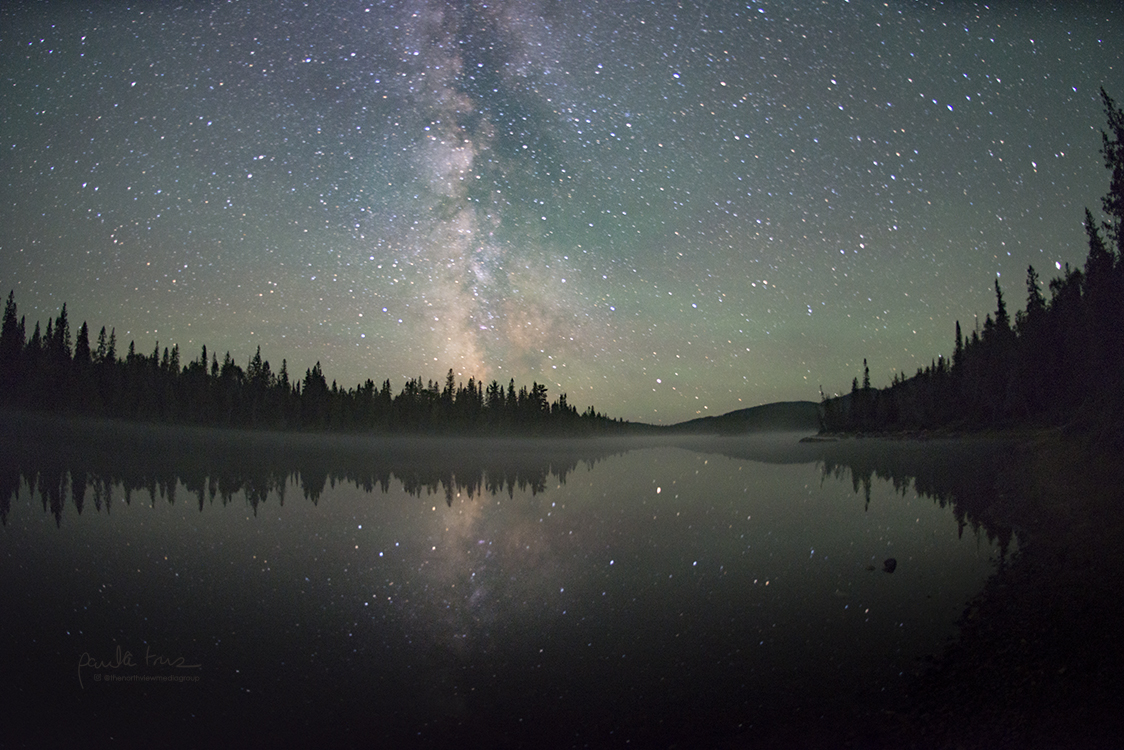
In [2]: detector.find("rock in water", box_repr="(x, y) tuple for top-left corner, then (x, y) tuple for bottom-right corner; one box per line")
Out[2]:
(883, 558), (897, 573)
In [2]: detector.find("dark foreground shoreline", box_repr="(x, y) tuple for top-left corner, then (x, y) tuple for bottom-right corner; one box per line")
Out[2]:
(861, 431), (1124, 749)
(776, 428), (1124, 748)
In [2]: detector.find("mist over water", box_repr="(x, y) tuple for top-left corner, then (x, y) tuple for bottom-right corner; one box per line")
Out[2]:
(1, 417), (1011, 746)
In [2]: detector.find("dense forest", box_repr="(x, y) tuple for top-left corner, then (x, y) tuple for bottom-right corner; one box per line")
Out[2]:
(823, 89), (1124, 439)
(0, 300), (625, 434)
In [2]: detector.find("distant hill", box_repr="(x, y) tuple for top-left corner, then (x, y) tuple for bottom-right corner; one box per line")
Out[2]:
(665, 400), (821, 435)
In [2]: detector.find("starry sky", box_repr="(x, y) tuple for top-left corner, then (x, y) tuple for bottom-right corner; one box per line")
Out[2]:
(2, 2), (1121, 424)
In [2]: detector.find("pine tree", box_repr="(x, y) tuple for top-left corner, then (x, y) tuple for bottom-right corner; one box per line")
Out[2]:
(74, 322), (91, 367)
(53, 303), (72, 360)
(29, 321), (42, 356)
(1083, 208), (1114, 286)
(0, 291), (23, 401)
(1025, 266), (1046, 321)
(0, 291), (20, 363)
(95, 327), (108, 365)
(993, 279), (1011, 335)
(1099, 88), (1124, 254)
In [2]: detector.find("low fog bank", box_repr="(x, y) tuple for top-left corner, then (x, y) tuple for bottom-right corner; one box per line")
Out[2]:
(4, 408), (1010, 474)
(0, 409), (647, 473)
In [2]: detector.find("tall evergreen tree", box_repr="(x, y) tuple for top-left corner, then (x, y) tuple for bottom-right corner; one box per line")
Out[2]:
(0, 292), (20, 362)
(53, 303), (72, 360)
(993, 279), (1011, 335)
(953, 321), (964, 368)
(1099, 88), (1124, 254)
(1024, 266), (1045, 321)
(74, 322), (91, 367)
(1083, 208), (1114, 285)
(0, 292), (23, 401)
(94, 327), (108, 365)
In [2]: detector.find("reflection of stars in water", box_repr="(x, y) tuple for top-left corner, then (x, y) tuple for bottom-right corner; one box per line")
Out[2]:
(422, 492), (500, 646)
(2, 2), (1119, 421)
(397, 487), (576, 655)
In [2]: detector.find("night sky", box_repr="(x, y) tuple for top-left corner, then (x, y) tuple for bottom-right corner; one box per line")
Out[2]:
(2, 2), (1121, 424)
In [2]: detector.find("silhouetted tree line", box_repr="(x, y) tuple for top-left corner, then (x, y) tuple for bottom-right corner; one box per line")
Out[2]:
(823, 89), (1124, 436)
(0, 300), (625, 434)
(0, 413), (631, 526)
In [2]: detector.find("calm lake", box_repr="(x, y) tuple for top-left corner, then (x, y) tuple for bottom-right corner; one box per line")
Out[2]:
(1, 415), (1014, 747)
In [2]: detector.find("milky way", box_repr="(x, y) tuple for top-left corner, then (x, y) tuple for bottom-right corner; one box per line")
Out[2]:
(2, 2), (1121, 422)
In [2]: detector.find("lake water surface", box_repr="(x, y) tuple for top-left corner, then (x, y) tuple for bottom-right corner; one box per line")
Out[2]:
(1, 416), (1013, 747)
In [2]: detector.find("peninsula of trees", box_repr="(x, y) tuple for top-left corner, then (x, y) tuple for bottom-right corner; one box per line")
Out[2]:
(822, 89), (1124, 438)
(0, 306), (624, 435)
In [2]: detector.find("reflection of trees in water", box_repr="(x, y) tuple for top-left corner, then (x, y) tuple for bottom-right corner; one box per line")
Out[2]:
(1, 415), (1022, 555)
(668, 434), (1019, 558)
(814, 438), (1017, 558)
(0, 415), (627, 525)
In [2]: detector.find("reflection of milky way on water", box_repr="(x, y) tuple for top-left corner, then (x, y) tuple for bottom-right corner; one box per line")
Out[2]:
(339, 444), (1010, 732)
(1, 421), (1018, 745)
(405, 488), (572, 665)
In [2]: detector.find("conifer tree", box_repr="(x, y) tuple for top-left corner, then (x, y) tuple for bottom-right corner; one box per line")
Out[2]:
(95, 327), (108, 365)
(0, 291), (23, 401)
(54, 303), (71, 360)
(74, 322), (91, 367)
(1024, 266), (1045, 321)
(28, 322), (42, 358)
(0, 292), (20, 362)
(1099, 88), (1124, 253)
(993, 279), (1011, 335)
